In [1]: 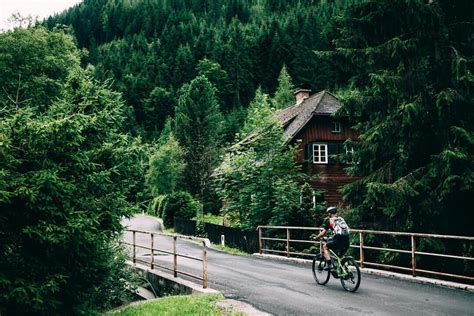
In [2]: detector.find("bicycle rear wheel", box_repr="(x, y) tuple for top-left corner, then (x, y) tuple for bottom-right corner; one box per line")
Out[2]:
(340, 257), (361, 292)
(312, 254), (330, 285)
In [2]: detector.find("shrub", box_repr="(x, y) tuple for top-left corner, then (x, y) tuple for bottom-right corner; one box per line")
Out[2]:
(162, 192), (202, 228)
(150, 195), (168, 217)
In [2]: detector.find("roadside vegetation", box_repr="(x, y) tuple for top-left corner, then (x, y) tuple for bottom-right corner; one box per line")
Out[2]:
(108, 294), (241, 316)
(211, 245), (250, 257)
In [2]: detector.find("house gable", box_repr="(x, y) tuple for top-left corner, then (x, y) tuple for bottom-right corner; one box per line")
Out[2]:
(276, 90), (359, 206)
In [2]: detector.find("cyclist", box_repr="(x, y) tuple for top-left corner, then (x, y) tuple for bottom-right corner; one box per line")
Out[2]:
(314, 206), (350, 270)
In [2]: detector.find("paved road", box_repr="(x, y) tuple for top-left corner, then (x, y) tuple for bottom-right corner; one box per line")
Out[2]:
(121, 214), (163, 232)
(123, 217), (473, 315)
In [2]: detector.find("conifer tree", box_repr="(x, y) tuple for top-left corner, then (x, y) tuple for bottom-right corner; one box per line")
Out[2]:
(324, 0), (474, 236)
(272, 65), (295, 109)
(175, 75), (223, 201)
(0, 46), (146, 316)
(240, 87), (273, 137)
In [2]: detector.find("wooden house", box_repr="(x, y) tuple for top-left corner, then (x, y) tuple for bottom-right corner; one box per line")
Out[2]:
(276, 89), (359, 206)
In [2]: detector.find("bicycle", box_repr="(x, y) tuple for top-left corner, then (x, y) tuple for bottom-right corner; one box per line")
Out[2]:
(312, 237), (361, 292)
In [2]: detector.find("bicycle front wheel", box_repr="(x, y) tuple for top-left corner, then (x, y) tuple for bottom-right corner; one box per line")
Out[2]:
(312, 254), (330, 285)
(340, 257), (361, 292)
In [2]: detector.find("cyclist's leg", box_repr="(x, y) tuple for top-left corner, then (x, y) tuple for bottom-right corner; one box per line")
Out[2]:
(328, 235), (348, 258)
(322, 241), (331, 261)
(339, 235), (350, 257)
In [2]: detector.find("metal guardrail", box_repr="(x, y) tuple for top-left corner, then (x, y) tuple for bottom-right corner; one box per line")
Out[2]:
(122, 229), (208, 288)
(258, 226), (474, 282)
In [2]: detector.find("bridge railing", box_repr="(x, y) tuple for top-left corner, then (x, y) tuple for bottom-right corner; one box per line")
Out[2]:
(257, 226), (474, 283)
(122, 229), (208, 288)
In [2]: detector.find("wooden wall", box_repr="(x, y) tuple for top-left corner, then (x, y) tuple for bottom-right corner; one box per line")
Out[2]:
(291, 115), (359, 206)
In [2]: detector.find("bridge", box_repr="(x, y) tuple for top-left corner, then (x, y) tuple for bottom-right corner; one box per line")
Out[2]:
(123, 215), (473, 315)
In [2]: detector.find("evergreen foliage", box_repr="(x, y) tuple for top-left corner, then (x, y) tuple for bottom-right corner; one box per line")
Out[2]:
(240, 87), (274, 137)
(0, 27), (81, 109)
(323, 0), (474, 236)
(0, 28), (146, 314)
(295, 183), (325, 227)
(175, 76), (223, 203)
(45, 0), (358, 138)
(215, 91), (305, 229)
(272, 65), (295, 109)
(162, 191), (202, 228)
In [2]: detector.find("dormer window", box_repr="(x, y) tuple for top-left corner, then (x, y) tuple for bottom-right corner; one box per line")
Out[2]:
(332, 121), (341, 133)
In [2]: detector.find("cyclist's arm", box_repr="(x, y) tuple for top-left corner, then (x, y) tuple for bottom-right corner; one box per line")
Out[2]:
(314, 229), (327, 240)
(314, 217), (331, 240)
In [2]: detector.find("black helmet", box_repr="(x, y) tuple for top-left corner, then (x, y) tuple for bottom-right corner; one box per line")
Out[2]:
(326, 206), (337, 214)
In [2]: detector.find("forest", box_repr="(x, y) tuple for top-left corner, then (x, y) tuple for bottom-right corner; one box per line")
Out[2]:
(1, 0), (472, 314)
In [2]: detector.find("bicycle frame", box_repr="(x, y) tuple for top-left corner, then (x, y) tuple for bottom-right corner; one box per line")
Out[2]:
(328, 249), (351, 279)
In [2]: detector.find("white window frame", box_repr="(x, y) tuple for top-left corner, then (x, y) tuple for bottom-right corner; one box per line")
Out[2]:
(312, 143), (328, 164)
(332, 121), (341, 133)
(345, 146), (356, 164)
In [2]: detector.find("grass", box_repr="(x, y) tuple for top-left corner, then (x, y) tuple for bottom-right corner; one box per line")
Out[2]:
(212, 244), (250, 256)
(108, 294), (242, 316)
(199, 213), (224, 225)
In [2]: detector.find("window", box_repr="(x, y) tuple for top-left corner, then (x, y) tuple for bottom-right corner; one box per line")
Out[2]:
(332, 121), (341, 133)
(313, 143), (328, 164)
(345, 145), (356, 164)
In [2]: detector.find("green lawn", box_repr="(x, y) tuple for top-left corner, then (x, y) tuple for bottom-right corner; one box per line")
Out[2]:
(108, 294), (233, 316)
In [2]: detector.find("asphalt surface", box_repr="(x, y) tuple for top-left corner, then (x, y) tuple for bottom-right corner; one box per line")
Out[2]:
(123, 216), (474, 315)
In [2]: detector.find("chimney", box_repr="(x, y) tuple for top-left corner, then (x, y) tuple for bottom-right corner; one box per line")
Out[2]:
(294, 88), (311, 105)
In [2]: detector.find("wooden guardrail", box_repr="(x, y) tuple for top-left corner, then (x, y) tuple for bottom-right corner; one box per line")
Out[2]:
(257, 226), (474, 282)
(122, 229), (208, 288)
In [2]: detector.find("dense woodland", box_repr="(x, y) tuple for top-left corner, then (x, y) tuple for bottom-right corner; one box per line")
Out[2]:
(1, 0), (473, 314)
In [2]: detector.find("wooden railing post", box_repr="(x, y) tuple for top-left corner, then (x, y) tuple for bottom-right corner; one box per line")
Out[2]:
(258, 227), (263, 254)
(173, 235), (177, 277)
(286, 228), (290, 257)
(202, 240), (208, 289)
(359, 232), (364, 268)
(319, 228), (323, 253)
(150, 233), (154, 269)
(132, 231), (136, 263)
(411, 235), (416, 277)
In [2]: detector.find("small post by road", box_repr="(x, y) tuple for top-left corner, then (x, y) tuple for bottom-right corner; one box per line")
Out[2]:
(359, 232), (364, 268)
(202, 240), (208, 289)
(258, 226), (263, 254)
(286, 228), (290, 257)
(411, 235), (416, 277)
(151, 233), (154, 269)
(173, 235), (177, 277)
(133, 231), (136, 264)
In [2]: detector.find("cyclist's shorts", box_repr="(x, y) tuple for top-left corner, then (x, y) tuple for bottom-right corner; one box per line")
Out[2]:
(327, 234), (350, 256)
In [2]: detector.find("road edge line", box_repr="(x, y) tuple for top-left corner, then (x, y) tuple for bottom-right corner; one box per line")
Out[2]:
(252, 253), (474, 292)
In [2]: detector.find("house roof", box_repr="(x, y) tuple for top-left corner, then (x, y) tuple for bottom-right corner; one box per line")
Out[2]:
(275, 90), (341, 140)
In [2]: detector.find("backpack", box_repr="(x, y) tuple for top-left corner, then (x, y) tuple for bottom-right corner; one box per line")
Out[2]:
(333, 216), (350, 235)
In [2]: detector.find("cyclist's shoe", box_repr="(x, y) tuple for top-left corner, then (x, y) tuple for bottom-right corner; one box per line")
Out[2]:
(323, 261), (332, 271)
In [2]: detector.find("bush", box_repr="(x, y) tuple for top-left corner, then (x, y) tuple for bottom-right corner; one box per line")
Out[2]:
(150, 195), (168, 217)
(162, 192), (202, 228)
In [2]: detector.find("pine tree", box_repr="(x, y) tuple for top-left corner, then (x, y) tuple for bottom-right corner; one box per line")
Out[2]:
(175, 75), (223, 201)
(240, 87), (274, 137)
(272, 65), (295, 109)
